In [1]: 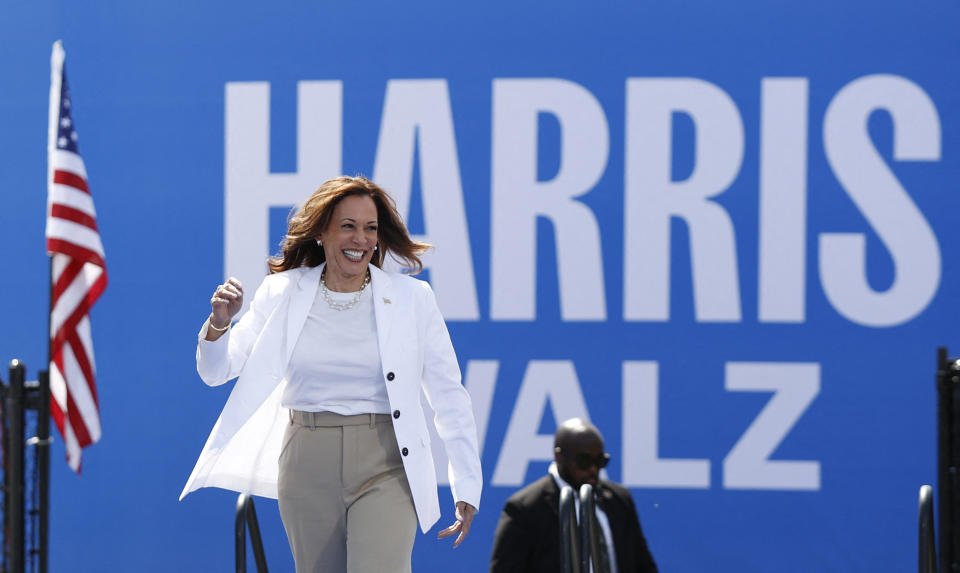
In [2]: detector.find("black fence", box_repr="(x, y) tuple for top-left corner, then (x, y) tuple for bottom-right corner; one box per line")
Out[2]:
(936, 348), (960, 573)
(0, 360), (50, 573)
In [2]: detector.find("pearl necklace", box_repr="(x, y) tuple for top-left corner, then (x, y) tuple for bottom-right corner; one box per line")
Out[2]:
(320, 270), (370, 311)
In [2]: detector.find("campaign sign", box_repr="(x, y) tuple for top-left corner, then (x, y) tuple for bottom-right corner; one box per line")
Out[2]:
(0, 1), (957, 571)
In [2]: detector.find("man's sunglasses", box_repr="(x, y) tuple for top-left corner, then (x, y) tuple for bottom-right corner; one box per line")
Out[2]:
(562, 451), (611, 470)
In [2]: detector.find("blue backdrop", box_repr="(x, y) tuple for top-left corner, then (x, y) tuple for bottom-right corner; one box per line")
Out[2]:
(1, 2), (958, 571)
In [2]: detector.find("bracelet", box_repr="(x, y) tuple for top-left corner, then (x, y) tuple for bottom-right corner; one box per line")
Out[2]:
(208, 317), (231, 332)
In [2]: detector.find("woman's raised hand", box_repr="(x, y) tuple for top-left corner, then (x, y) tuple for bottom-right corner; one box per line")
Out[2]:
(210, 277), (243, 329)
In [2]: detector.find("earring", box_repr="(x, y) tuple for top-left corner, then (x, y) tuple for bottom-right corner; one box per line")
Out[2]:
(374, 244), (379, 251)
(316, 239), (322, 247)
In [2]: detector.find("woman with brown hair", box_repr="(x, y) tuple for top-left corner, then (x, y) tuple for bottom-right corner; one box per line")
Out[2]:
(181, 176), (482, 572)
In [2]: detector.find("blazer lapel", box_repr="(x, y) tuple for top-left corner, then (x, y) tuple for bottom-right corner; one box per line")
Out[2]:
(370, 264), (395, 361)
(543, 475), (561, 517)
(542, 476), (563, 564)
(595, 481), (628, 569)
(284, 264), (323, 365)
(596, 482), (625, 519)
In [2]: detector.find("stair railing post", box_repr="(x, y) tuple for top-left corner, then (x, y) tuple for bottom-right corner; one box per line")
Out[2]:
(559, 485), (580, 573)
(36, 369), (50, 573)
(937, 348), (959, 572)
(235, 493), (248, 573)
(920, 485), (937, 573)
(8, 360), (26, 573)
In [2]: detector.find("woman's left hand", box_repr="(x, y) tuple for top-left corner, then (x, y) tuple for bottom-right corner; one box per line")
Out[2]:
(437, 501), (476, 548)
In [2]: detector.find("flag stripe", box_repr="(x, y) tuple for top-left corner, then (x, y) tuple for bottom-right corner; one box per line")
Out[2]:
(51, 204), (98, 231)
(46, 238), (105, 269)
(51, 268), (107, 352)
(49, 185), (96, 216)
(50, 362), (84, 470)
(49, 366), (67, 438)
(63, 412), (83, 472)
(51, 260), (101, 333)
(67, 330), (99, 408)
(66, 399), (93, 449)
(50, 149), (87, 180)
(50, 349), (93, 448)
(46, 219), (105, 256)
(52, 259), (85, 305)
(53, 170), (89, 194)
(61, 343), (100, 441)
(50, 399), (66, 445)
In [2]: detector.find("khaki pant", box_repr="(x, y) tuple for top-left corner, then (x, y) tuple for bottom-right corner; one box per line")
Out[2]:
(278, 411), (417, 573)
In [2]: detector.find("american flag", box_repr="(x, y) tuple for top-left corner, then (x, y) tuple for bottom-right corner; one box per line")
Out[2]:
(45, 41), (107, 472)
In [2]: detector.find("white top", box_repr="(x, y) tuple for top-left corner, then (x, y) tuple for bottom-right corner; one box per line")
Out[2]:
(281, 283), (390, 414)
(549, 461), (619, 573)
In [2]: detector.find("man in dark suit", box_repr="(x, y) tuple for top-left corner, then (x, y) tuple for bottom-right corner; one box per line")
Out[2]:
(489, 418), (657, 573)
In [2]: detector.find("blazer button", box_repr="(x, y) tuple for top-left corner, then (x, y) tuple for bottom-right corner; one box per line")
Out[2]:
(393, 410), (400, 419)
(386, 372), (395, 381)
(401, 447), (409, 456)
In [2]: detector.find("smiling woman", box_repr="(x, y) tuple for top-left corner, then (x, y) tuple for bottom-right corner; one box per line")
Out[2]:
(186, 175), (484, 573)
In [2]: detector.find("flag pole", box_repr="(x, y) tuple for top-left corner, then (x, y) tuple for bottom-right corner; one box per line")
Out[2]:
(37, 40), (67, 573)
(38, 276), (51, 573)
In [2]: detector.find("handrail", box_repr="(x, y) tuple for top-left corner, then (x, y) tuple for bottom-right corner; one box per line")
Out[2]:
(559, 485), (580, 573)
(579, 484), (611, 573)
(919, 485), (936, 573)
(578, 484), (593, 573)
(235, 493), (269, 573)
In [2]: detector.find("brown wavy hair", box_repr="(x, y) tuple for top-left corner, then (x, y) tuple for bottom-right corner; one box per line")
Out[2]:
(267, 176), (431, 275)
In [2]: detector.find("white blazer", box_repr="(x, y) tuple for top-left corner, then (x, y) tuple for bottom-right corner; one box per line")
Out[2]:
(180, 263), (482, 533)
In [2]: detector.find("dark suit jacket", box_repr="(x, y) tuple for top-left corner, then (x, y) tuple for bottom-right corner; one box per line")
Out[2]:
(489, 475), (657, 573)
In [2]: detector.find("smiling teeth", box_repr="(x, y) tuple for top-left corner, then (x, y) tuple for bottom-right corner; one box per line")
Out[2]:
(344, 249), (364, 259)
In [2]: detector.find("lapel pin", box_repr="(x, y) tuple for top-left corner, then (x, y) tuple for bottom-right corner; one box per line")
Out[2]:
(383, 298), (392, 304)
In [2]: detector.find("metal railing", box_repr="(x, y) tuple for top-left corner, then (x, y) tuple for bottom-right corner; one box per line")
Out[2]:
(579, 484), (611, 573)
(235, 493), (268, 573)
(919, 485), (936, 573)
(558, 484), (611, 573)
(7, 361), (25, 573)
(2, 360), (49, 573)
(578, 484), (595, 573)
(559, 485), (580, 573)
(936, 348), (959, 572)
